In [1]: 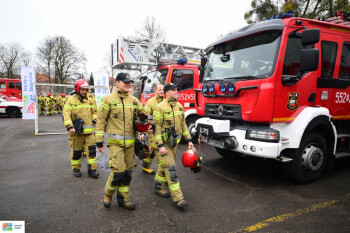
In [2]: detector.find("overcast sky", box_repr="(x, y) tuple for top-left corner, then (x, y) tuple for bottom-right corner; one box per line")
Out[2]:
(0, 0), (252, 75)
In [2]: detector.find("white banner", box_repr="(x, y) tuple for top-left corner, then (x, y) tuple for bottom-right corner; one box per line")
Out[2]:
(93, 72), (109, 109)
(0, 221), (25, 232)
(21, 67), (36, 120)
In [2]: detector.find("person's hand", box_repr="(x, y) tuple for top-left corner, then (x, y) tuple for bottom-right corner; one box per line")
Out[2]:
(97, 144), (105, 153)
(159, 146), (168, 155)
(147, 125), (153, 134)
(188, 142), (194, 149)
(69, 128), (76, 133)
(139, 134), (145, 141)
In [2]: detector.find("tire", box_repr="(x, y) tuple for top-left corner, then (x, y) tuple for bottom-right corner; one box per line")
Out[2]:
(283, 133), (328, 184)
(7, 107), (20, 118)
(215, 147), (242, 159)
(186, 115), (200, 143)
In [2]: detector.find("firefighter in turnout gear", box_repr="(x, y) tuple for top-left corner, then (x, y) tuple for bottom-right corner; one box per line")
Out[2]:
(45, 93), (55, 115)
(38, 93), (46, 115)
(140, 83), (164, 175)
(153, 83), (193, 209)
(55, 93), (63, 114)
(63, 79), (99, 178)
(96, 73), (146, 210)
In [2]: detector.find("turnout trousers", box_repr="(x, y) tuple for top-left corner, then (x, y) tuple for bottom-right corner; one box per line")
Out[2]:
(104, 145), (135, 204)
(154, 143), (184, 203)
(69, 133), (97, 170)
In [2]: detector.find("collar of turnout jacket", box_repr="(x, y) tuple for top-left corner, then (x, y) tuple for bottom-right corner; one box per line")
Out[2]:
(63, 94), (98, 134)
(95, 91), (144, 147)
(153, 97), (191, 148)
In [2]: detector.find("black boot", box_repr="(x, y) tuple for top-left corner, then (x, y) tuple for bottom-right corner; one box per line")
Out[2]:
(73, 169), (81, 177)
(88, 165), (99, 178)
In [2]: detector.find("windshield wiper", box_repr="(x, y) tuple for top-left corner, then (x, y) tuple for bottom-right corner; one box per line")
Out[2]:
(224, 75), (258, 80)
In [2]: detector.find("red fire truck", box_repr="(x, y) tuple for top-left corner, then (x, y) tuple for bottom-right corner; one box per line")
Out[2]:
(194, 12), (350, 183)
(0, 78), (22, 98)
(111, 36), (205, 135)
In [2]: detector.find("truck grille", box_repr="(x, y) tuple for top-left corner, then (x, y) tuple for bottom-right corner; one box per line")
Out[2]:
(205, 104), (241, 120)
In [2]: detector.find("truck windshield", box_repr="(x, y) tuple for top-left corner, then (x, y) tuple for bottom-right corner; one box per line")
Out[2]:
(204, 30), (281, 81)
(143, 69), (168, 94)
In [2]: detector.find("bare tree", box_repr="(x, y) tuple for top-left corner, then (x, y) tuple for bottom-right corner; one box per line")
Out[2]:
(0, 42), (23, 78)
(135, 16), (166, 43)
(36, 37), (55, 84)
(36, 36), (87, 84)
(21, 50), (32, 67)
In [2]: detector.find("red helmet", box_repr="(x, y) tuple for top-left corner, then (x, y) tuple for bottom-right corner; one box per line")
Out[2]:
(61, 93), (66, 97)
(182, 149), (201, 169)
(135, 114), (151, 133)
(47, 93), (51, 97)
(74, 79), (89, 93)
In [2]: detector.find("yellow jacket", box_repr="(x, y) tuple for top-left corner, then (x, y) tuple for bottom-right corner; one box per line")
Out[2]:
(153, 97), (191, 148)
(96, 90), (144, 147)
(144, 95), (164, 115)
(63, 94), (97, 134)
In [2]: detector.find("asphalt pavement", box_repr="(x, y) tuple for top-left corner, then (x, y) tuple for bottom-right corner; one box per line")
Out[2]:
(0, 117), (350, 233)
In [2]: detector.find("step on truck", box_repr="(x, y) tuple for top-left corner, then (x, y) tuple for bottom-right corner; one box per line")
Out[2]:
(194, 12), (350, 183)
(111, 36), (205, 138)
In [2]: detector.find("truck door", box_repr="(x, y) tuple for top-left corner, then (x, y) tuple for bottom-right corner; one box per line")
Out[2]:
(330, 40), (350, 120)
(274, 29), (318, 122)
(170, 68), (196, 111)
(315, 36), (339, 110)
(140, 68), (169, 105)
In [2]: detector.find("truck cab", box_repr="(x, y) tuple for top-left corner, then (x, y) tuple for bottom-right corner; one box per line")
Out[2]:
(0, 79), (22, 98)
(195, 13), (350, 183)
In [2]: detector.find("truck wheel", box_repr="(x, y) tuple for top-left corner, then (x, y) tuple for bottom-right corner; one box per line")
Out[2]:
(7, 108), (20, 118)
(215, 147), (242, 159)
(186, 115), (200, 143)
(283, 133), (328, 184)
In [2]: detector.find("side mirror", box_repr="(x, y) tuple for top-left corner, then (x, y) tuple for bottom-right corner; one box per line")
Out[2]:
(200, 57), (208, 68)
(302, 29), (320, 46)
(300, 48), (319, 72)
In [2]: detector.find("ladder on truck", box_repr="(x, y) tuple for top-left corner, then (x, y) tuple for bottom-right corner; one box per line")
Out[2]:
(111, 36), (205, 70)
(317, 11), (350, 26)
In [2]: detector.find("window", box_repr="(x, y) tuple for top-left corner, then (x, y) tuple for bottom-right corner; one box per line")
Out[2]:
(8, 82), (15, 88)
(283, 37), (302, 76)
(339, 42), (350, 80)
(0, 83), (5, 89)
(16, 82), (22, 90)
(143, 69), (168, 94)
(171, 69), (193, 91)
(321, 41), (338, 79)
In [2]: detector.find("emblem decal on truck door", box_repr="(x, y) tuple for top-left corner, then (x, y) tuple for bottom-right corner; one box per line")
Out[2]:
(287, 93), (299, 111)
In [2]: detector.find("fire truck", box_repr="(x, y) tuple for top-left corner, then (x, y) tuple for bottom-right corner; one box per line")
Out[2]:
(0, 78), (22, 98)
(194, 12), (350, 183)
(111, 36), (205, 136)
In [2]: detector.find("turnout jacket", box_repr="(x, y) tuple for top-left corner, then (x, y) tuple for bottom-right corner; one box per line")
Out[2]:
(153, 97), (191, 148)
(63, 94), (98, 134)
(144, 95), (164, 116)
(96, 90), (144, 147)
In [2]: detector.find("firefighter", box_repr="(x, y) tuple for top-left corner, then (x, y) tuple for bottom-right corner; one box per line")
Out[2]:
(153, 83), (193, 209)
(55, 93), (62, 114)
(140, 83), (164, 175)
(38, 93), (46, 115)
(61, 93), (67, 110)
(63, 79), (99, 178)
(45, 93), (55, 116)
(96, 73), (146, 210)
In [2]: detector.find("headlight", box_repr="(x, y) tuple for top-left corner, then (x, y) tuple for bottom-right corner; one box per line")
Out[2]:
(202, 84), (208, 94)
(246, 129), (280, 142)
(209, 83), (215, 93)
(219, 83), (226, 93)
(227, 82), (235, 93)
